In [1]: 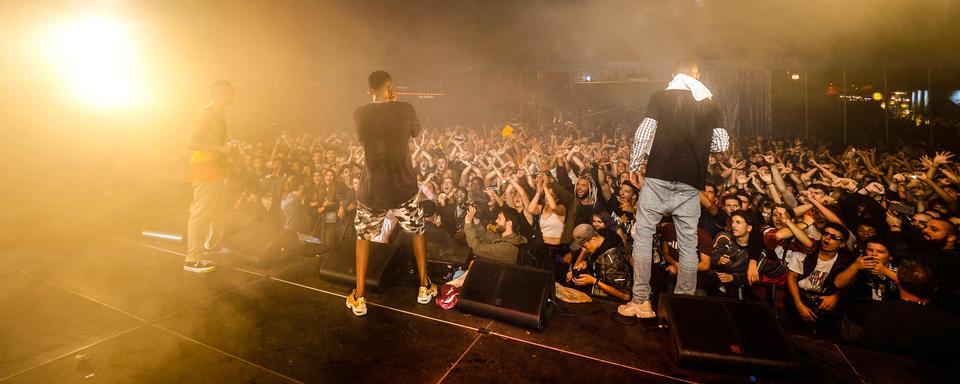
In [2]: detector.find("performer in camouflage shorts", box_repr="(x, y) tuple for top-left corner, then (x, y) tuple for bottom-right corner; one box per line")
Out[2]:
(345, 70), (438, 317)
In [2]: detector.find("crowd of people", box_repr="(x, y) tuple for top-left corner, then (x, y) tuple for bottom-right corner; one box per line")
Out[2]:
(219, 117), (959, 353)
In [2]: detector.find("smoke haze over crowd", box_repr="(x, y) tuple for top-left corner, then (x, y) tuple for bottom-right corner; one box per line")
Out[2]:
(1, 0), (958, 226)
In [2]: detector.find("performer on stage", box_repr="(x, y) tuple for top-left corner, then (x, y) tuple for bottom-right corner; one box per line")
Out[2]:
(185, 80), (235, 273)
(346, 70), (437, 316)
(618, 62), (729, 318)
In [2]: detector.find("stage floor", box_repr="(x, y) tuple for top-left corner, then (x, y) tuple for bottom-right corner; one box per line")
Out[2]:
(0, 222), (953, 384)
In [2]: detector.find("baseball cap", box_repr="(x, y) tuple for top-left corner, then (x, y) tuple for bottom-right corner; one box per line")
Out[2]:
(570, 224), (598, 252)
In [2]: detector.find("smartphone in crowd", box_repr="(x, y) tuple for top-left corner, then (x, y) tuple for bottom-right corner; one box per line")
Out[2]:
(888, 200), (916, 216)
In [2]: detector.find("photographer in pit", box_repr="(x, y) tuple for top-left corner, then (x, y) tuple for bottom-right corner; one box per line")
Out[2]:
(566, 224), (632, 302)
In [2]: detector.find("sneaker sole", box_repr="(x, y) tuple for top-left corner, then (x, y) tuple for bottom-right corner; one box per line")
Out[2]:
(617, 305), (656, 319)
(183, 265), (215, 273)
(345, 301), (367, 316)
(417, 292), (437, 304)
(637, 311), (656, 319)
(349, 307), (367, 316)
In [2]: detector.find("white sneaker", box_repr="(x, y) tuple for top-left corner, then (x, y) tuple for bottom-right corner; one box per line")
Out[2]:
(617, 301), (656, 319)
(183, 260), (216, 273)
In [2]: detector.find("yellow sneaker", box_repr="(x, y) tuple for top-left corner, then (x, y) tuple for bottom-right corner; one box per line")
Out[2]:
(417, 279), (438, 304)
(346, 290), (367, 316)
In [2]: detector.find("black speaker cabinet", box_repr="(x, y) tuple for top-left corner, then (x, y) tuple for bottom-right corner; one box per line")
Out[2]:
(657, 294), (800, 372)
(316, 242), (406, 292)
(225, 223), (300, 267)
(458, 260), (555, 331)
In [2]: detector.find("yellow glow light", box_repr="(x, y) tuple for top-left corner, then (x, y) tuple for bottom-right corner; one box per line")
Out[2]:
(872, 92), (883, 101)
(44, 16), (146, 108)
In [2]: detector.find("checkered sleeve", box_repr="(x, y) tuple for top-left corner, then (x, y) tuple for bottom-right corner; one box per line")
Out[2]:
(710, 128), (729, 153)
(629, 117), (657, 172)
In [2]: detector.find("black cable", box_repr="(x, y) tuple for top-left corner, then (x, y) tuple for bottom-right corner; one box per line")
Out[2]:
(552, 300), (606, 317)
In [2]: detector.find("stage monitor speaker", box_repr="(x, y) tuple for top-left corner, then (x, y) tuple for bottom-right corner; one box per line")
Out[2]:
(225, 223), (300, 267)
(316, 242), (406, 292)
(458, 260), (555, 331)
(657, 294), (800, 372)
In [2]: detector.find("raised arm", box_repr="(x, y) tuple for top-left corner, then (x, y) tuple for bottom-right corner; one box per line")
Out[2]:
(808, 193), (845, 227)
(544, 184), (566, 217)
(776, 207), (814, 248)
(526, 177), (545, 215)
(597, 163), (613, 202)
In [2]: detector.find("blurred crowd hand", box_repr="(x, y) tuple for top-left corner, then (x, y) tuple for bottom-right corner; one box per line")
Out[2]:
(831, 177), (857, 192)
(464, 205), (477, 224)
(736, 173), (749, 185)
(717, 254), (731, 266)
(933, 151), (954, 167)
(853, 254), (875, 271)
(773, 206), (790, 221)
(885, 211), (902, 229)
(818, 294), (839, 312)
(665, 264), (678, 276)
(759, 170), (773, 185)
(747, 263), (760, 285)
(797, 303), (817, 322)
(717, 272), (734, 283)
(863, 182), (885, 195)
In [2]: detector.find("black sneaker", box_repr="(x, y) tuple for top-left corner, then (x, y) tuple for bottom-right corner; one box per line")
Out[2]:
(183, 260), (216, 273)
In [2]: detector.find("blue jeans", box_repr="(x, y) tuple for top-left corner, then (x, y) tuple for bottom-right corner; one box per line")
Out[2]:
(631, 177), (702, 303)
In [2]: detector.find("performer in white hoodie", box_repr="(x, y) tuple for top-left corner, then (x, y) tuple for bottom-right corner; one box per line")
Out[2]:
(617, 62), (730, 319)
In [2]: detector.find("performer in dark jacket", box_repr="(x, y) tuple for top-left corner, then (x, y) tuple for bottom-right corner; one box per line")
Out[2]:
(618, 61), (730, 319)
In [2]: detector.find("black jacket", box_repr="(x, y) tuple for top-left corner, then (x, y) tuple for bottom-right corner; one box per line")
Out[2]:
(643, 90), (721, 190)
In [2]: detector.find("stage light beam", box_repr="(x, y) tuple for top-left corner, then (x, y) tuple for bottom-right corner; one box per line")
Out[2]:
(44, 16), (146, 108)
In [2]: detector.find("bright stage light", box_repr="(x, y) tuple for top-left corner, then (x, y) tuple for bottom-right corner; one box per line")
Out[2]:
(44, 16), (146, 108)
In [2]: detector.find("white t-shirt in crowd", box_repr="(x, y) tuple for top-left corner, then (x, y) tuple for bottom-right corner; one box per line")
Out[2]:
(788, 253), (838, 293)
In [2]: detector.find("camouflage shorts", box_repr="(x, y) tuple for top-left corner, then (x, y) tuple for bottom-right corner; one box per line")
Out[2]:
(354, 194), (425, 240)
